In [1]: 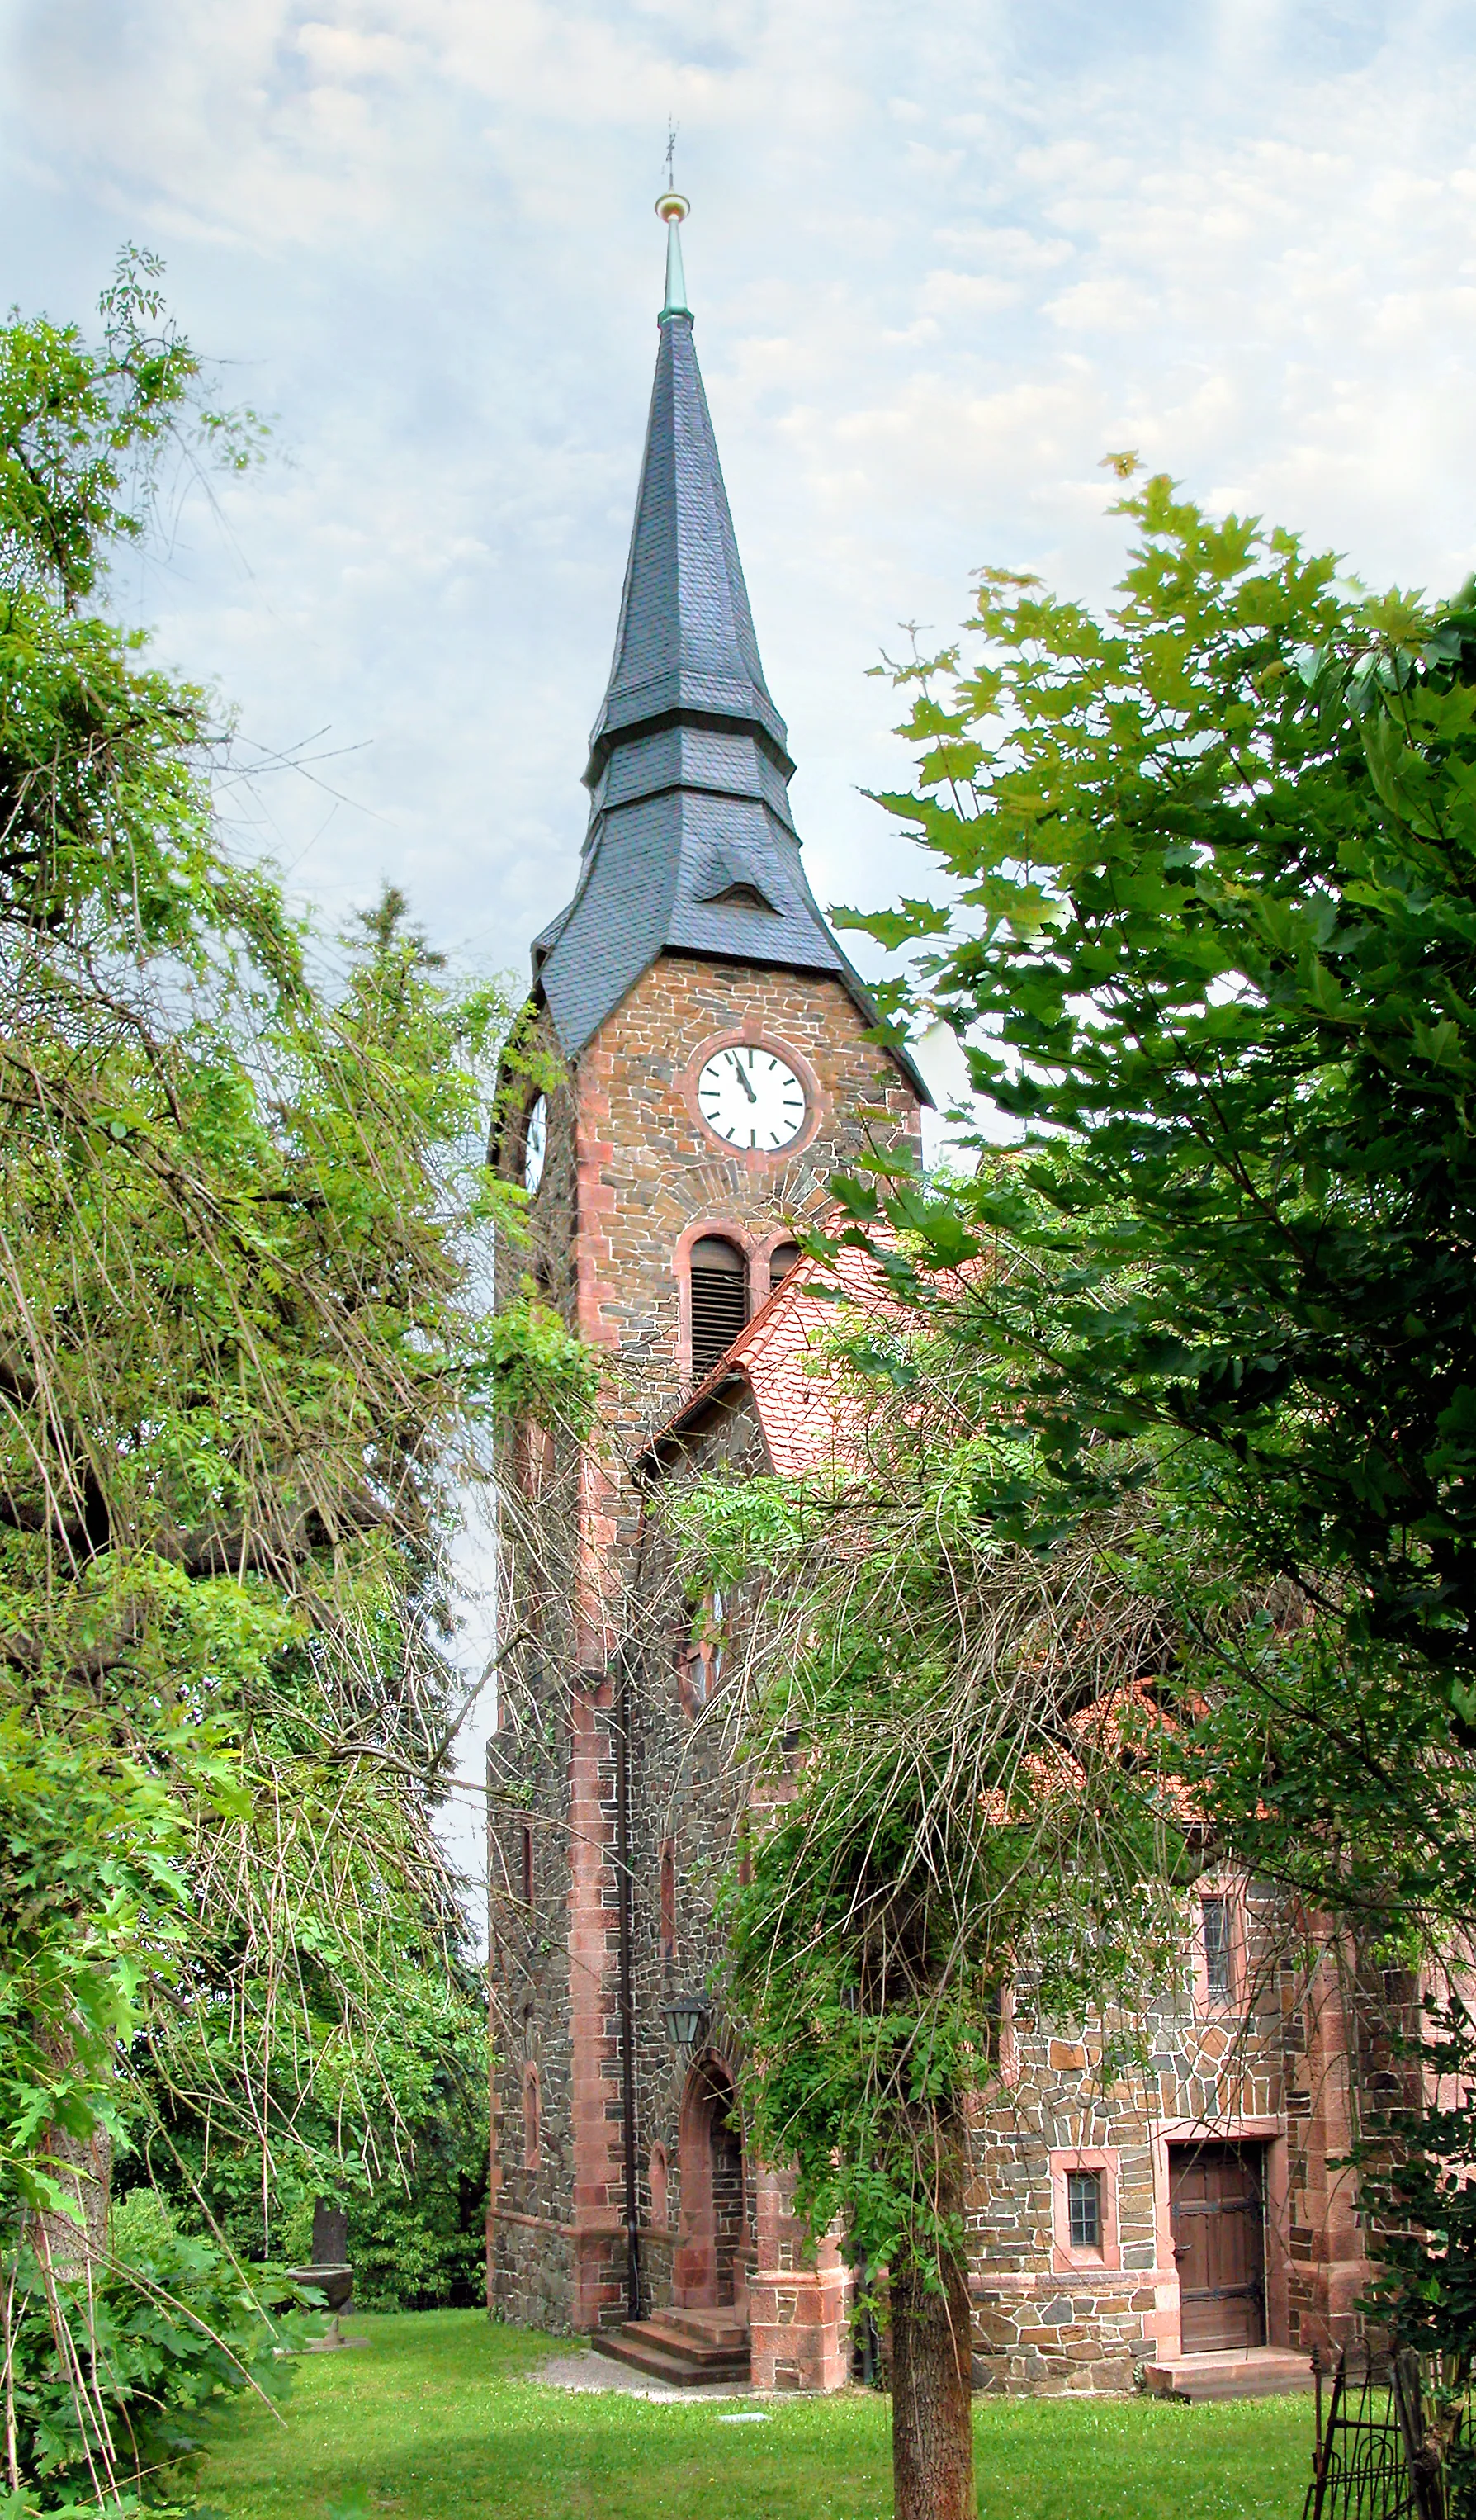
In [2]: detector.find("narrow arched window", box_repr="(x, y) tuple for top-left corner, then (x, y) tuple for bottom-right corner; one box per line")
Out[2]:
(689, 1236), (747, 1379)
(769, 1239), (802, 1294)
(523, 2063), (541, 2169)
(660, 1839), (676, 1958)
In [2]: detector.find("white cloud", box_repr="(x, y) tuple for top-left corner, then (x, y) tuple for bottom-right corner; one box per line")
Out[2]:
(8, 0), (1470, 969)
(8, 0), (1474, 1886)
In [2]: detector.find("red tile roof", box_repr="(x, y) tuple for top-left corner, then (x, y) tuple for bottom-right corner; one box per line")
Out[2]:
(641, 1258), (1200, 1821)
(642, 1239), (893, 1478)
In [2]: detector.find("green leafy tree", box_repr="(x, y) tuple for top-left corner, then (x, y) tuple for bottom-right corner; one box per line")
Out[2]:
(845, 464), (1476, 1697)
(0, 254), (595, 2508)
(831, 464), (1476, 2395)
(1, 2200), (315, 2518)
(673, 1305), (1183, 2520)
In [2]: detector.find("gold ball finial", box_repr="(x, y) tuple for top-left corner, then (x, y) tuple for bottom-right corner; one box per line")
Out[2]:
(655, 190), (689, 225)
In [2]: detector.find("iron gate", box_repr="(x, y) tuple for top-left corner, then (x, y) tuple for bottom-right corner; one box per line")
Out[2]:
(1305, 2347), (1469, 2520)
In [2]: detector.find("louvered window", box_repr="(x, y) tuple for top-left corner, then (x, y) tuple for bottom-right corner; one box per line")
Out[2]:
(769, 1240), (802, 1292)
(689, 1236), (747, 1379)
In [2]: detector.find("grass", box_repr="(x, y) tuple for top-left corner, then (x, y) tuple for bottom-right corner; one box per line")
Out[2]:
(195, 2309), (1316, 2520)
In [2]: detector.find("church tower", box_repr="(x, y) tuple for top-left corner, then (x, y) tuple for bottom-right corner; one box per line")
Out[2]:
(486, 195), (925, 2356)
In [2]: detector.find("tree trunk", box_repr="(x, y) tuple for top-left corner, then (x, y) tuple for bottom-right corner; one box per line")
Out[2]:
(36, 2114), (111, 2276)
(891, 2121), (975, 2520)
(35, 2029), (112, 2276)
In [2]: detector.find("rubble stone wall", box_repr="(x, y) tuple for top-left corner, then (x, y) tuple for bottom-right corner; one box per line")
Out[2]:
(486, 954), (919, 2336)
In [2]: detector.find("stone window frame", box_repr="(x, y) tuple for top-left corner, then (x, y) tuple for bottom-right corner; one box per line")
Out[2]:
(673, 1219), (818, 1386)
(516, 1089), (550, 1201)
(648, 2141), (669, 2236)
(1192, 1873), (1248, 2016)
(673, 1216), (759, 1387)
(679, 1026), (826, 1170)
(987, 1978), (1019, 2087)
(521, 1419), (555, 1501)
(660, 1837), (677, 1959)
(1049, 2145), (1122, 2273)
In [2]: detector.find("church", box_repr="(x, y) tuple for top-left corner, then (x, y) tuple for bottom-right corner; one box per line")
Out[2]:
(485, 196), (1367, 2397)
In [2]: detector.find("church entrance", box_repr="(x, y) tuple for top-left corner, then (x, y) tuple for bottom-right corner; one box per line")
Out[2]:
(673, 2056), (747, 2314)
(1170, 2141), (1266, 2352)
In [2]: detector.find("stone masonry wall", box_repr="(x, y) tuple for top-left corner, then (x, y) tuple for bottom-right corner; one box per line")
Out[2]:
(486, 953), (920, 2335)
(485, 950), (1369, 2382)
(630, 1386), (853, 2388)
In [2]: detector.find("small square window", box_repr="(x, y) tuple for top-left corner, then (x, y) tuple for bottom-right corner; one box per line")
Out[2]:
(1067, 2168), (1101, 2252)
(1202, 1897), (1232, 2003)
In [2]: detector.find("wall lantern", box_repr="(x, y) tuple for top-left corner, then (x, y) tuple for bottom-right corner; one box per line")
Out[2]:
(662, 1993), (710, 2055)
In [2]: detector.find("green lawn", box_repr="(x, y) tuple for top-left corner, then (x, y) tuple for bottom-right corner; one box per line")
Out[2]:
(195, 2309), (1315, 2520)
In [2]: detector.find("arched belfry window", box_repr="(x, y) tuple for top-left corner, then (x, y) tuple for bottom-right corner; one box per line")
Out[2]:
(768, 1240), (802, 1294)
(689, 1237), (747, 1380)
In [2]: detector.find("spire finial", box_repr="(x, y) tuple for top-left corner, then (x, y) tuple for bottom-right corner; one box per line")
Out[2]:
(655, 124), (691, 321)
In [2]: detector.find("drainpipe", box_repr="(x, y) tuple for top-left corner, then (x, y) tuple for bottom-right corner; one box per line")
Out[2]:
(614, 1637), (641, 2323)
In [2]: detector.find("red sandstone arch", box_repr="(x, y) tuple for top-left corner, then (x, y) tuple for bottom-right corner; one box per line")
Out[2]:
(673, 2053), (747, 2313)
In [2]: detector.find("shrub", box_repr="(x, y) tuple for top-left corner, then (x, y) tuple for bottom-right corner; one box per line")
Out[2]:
(2, 2202), (318, 2513)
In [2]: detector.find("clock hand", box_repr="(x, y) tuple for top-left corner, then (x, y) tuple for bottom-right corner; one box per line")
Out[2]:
(731, 1059), (757, 1105)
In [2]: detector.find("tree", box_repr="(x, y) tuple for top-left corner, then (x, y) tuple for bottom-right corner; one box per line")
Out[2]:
(845, 465), (1476, 1693)
(0, 254), (595, 2507)
(672, 1297), (1183, 2520)
(831, 464), (1476, 2378)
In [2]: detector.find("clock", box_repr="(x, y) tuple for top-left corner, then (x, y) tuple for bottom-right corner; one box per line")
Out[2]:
(523, 1095), (547, 1196)
(698, 1045), (807, 1152)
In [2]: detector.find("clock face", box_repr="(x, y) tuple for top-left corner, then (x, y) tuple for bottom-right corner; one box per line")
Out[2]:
(523, 1096), (547, 1196)
(698, 1045), (807, 1152)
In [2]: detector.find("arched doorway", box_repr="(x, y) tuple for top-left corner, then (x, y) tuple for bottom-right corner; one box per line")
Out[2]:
(674, 2055), (746, 2311)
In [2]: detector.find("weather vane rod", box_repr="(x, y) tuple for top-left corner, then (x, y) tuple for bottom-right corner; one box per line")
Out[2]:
(655, 120), (691, 321)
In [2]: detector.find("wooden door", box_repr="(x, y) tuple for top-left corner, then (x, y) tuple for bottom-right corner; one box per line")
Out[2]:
(1170, 2143), (1265, 2352)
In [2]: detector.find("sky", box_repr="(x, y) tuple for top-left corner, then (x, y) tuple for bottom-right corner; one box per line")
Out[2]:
(7, 0), (1474, 1899)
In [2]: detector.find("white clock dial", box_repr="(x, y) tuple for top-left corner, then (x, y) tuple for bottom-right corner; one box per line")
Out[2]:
(698, 1046), (807, 1152)
(523, 1095), (547, 1195)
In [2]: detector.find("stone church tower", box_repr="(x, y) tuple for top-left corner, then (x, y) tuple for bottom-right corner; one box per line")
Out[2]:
(488, 200), (1375, 2402)
(485, 197), (925, 2377)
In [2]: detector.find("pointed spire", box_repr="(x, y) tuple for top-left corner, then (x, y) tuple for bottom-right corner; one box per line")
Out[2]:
(526, 193), (933, 1113)
(583, 193), (790, 779)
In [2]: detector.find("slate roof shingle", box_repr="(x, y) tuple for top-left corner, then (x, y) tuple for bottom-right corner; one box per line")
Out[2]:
(532, 305), (930, 1107)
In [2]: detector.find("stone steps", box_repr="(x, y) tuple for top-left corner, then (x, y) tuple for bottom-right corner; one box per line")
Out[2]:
(592, 2310), (751, 2388)
(1146, 2347), (1315, 2404)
